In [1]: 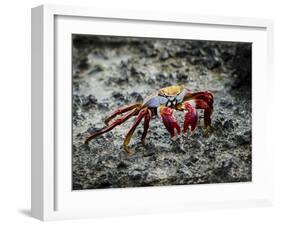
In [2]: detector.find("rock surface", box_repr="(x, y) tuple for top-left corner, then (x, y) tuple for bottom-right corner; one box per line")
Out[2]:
(72, 35), (252, 190)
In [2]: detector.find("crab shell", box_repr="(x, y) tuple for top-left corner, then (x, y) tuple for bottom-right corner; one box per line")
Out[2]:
(143, 85), (188, 109)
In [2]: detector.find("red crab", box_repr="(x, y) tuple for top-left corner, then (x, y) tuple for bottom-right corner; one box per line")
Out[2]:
(85, 85), (214, 153)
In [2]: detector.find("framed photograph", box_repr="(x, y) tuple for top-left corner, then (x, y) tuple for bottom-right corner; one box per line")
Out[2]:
(31, 4), (274, 221)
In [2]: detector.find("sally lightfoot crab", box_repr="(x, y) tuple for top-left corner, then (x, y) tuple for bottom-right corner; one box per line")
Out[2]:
(85, 85), (214, 153)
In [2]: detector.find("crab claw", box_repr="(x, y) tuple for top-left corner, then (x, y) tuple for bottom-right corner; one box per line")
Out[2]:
(183, 101), (198, 134)
(158, 106), (181, 139)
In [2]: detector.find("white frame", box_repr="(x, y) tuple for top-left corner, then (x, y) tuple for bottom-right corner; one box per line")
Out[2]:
(31, 4), (274, 221)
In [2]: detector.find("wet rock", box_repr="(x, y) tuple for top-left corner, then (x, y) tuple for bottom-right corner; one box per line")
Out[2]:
(86, 126), (101, 134)
(105, 132), (113, 139)
(223, 119), (235, 131)
(185, 155), (198, 167)
(78, 58), (89, 71)
(176, 72), (188, 81)
(243, 130), (251, 143)
(73, 112), (86, 125)
(130, 92), (144, 102)
(171, 60), (184, 68)
(95, 173), (114, 188)
(213, 162), (231, 179)
(221, 51), (232, 62)
(235, 133), (251, 145)
(175, 47), (189, 57)
(129, 170), (143, 181)
(156, 72), (169, 81)
(220, 99), (234, 109)
(139, 44), (158, 57)
(159, 50), (169, 61)
(87, 95), (98, 106)
(88, 64), (103, 75)
(230, 44), (252, 89)
(143, 143), (156, 156)
(195, 65), (209, 76)
(117, 161), (129, 170)
(112, 91), (125, 100)
(73, 94), (98, 109)
(206, 58), (221, 70)
(130, 66), (139, 76)
(97, 102), (109, 110)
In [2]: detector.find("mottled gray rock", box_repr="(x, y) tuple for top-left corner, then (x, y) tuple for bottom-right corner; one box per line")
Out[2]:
(72, 35), (252, 190)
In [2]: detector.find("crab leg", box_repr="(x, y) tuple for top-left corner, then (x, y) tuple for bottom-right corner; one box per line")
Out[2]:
(184, 91), (214, 128)
(85, 108), (139, 145)
(194, 99), (213, 128)
(184, 91), (214, 108)
(123, 108), (149, 153)
(141, 109), (152, 145)
(104, 103), (141, 125)
(182, 101), (198, 134)
(158, 106), (181, 139)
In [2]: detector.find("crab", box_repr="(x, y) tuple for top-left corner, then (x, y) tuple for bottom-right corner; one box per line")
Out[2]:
(85, 85), (214, 153)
